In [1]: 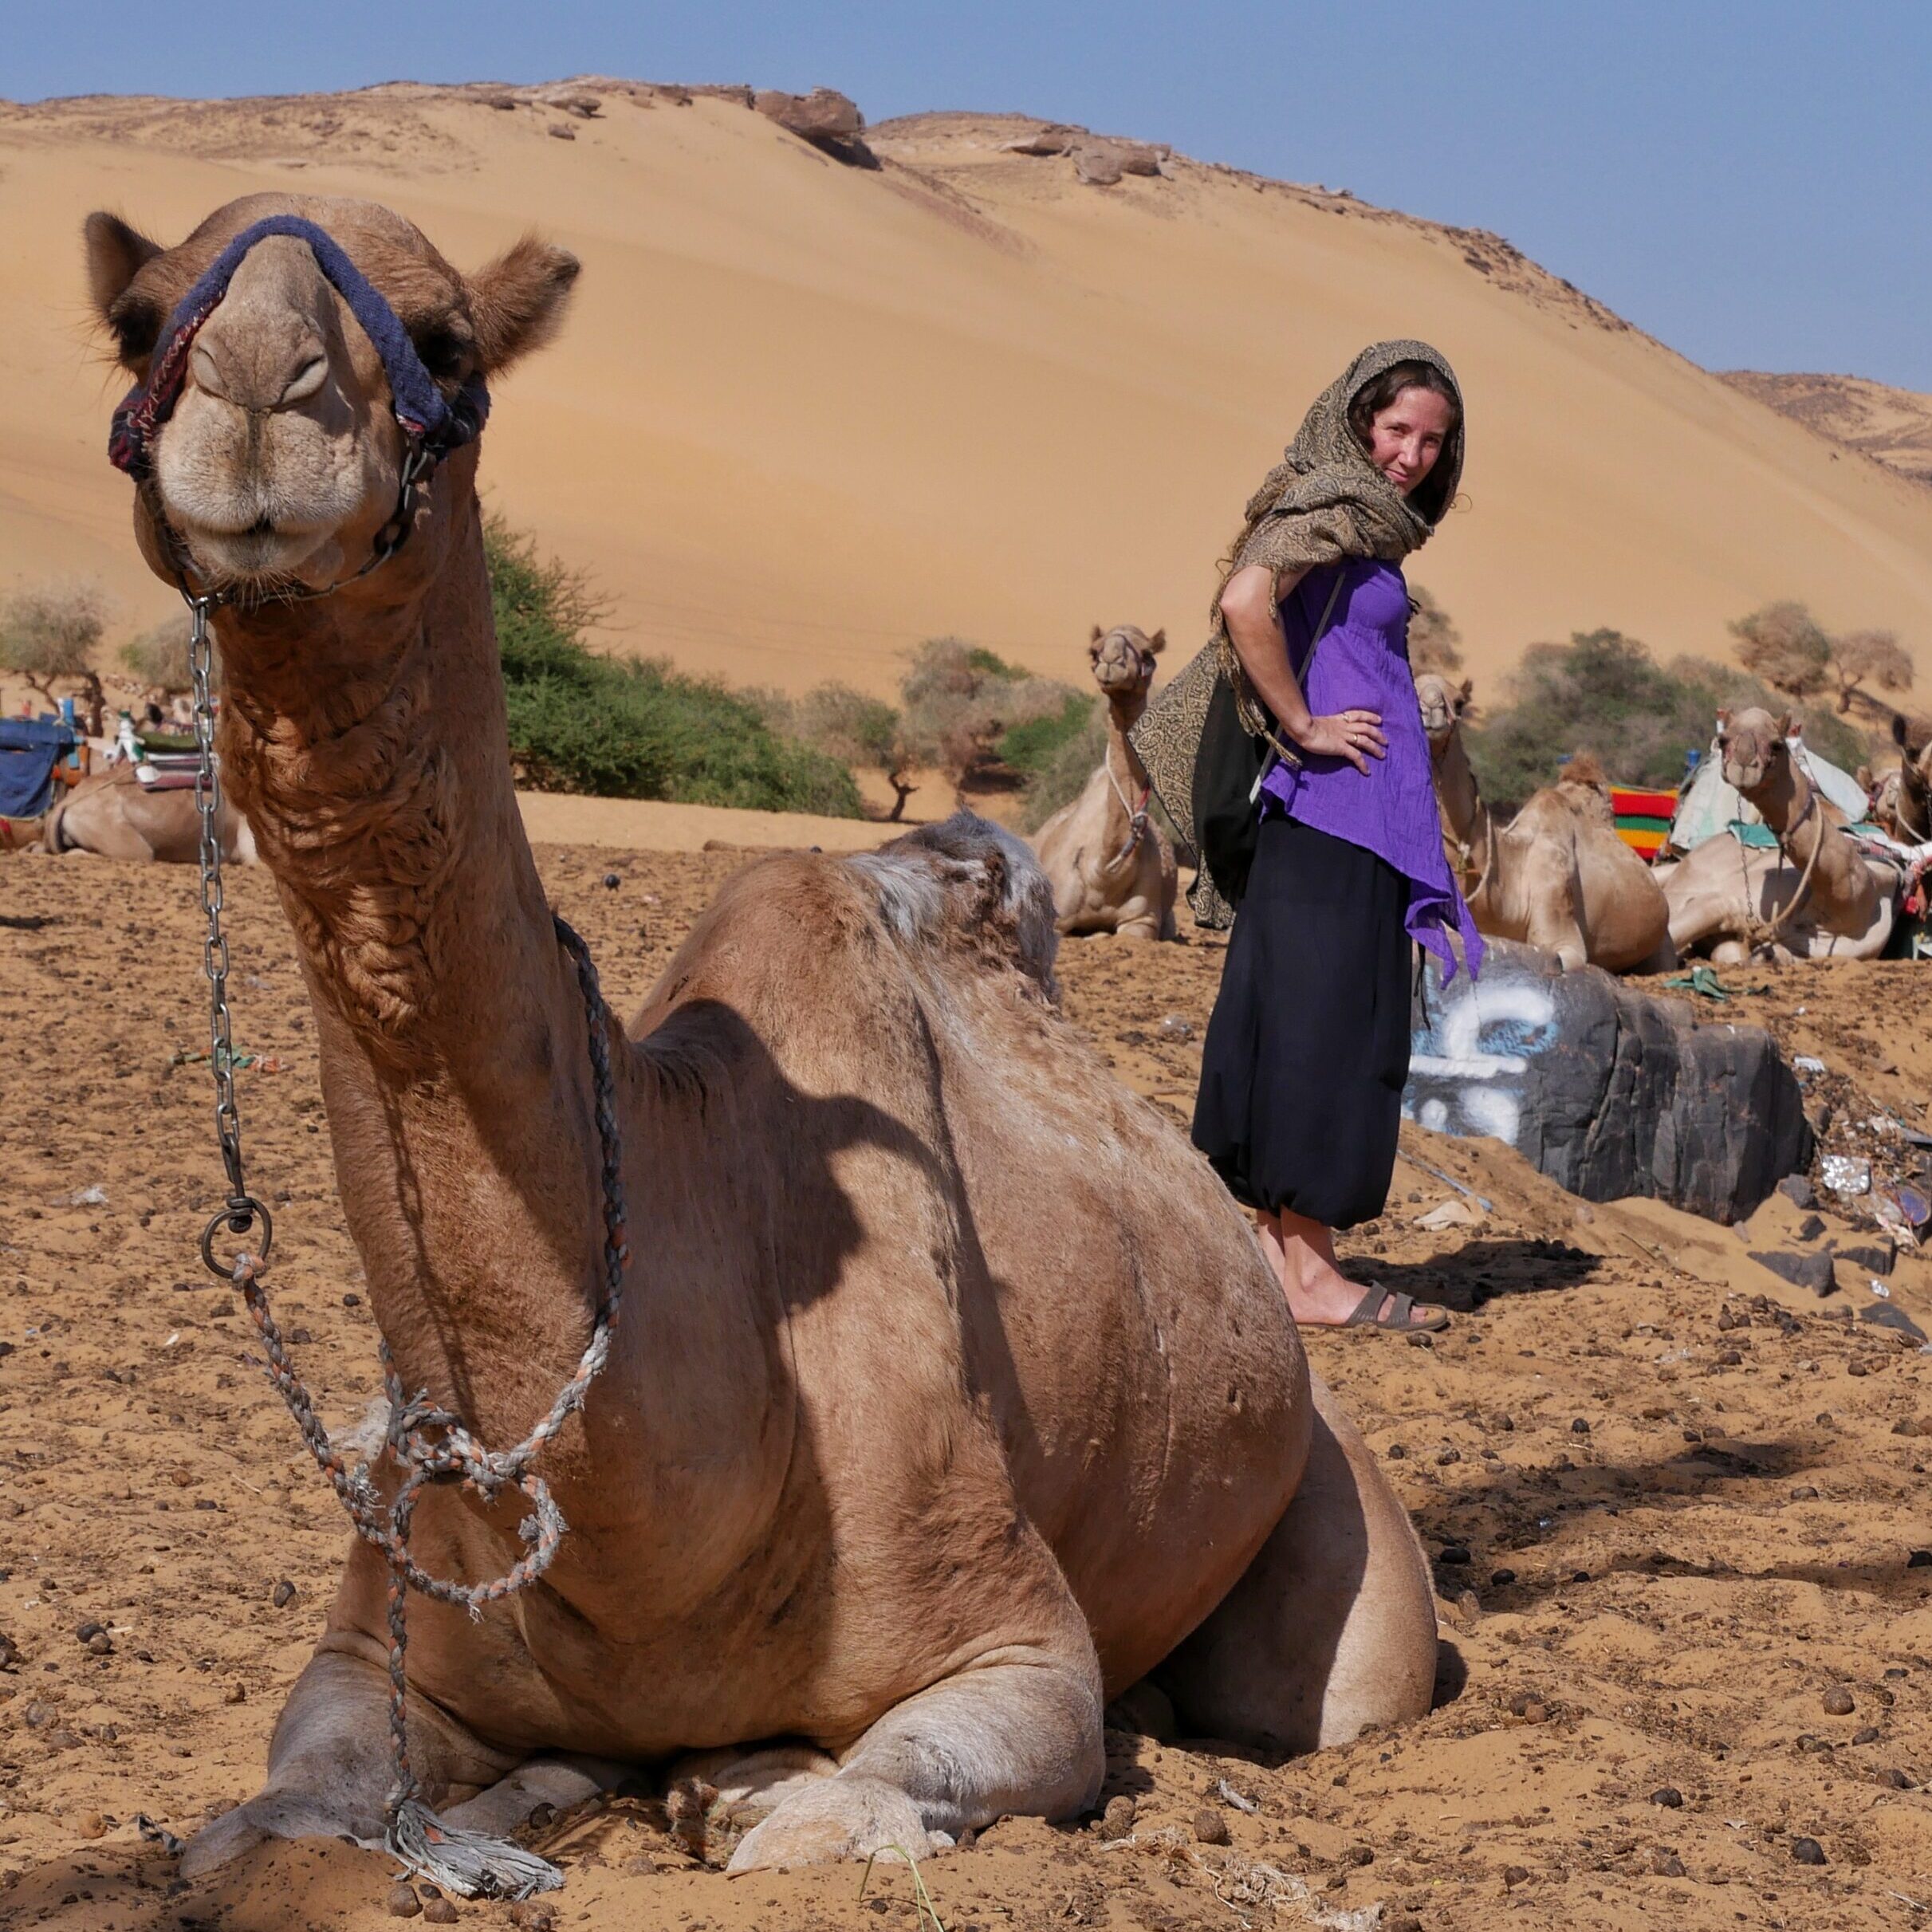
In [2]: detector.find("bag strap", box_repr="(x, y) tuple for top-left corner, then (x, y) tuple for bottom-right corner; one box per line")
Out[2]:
(1250, 568), (1352, 800)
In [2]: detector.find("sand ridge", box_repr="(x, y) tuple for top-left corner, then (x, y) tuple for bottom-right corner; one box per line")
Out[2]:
(4, 81), (1932, 706)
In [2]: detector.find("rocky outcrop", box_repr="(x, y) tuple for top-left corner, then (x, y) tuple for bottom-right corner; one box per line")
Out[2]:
(754, 87), (872, 163)
(1406, 938), (1812, 1223)
(1071, 140), (1165, 186)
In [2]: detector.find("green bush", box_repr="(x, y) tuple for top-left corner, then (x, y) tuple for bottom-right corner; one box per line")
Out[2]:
(1464, 628), (1869, 813)
(485, 517), (860, 816)
(1019, 698), (1108, 831)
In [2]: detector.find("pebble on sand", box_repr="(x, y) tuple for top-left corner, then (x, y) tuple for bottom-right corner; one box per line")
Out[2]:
(1820, 1686), (1855, 1716)
(1192, 1808), (1230, 1846)
(272, 1579), (297, 1608)
(1100, 1794), (1136, 1837)
(423, 1901), (460, 1925)
(1790, 1836), (1827, 1865)
(1650, 1787), (1683, 1808)
(385, 1882), (422, 1917)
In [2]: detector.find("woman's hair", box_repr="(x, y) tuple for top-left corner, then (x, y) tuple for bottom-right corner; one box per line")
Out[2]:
(1347, 360), (1462, 524)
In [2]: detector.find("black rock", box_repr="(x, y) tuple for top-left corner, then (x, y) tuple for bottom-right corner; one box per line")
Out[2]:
(1777, 1175), (1815, 1209)
(1748, 1249), (1836, 1296)
(1863, 1303), (1927, 1343)
(602, 873), (621, 890)
(1651, 1787), (1683, 1808)
(1571, 1418), (1592, 1434)
(1794, 1214), (1826, 1242)
(1835, 1240), (1895, 1276)
(1790, 1837), (1827, 1866)
(1909, 1550), (1932, 1568)
(1489, 1568), (1517, 1588)
(1438, 1544), (1472, 1567)
(1408, 939), (1812, 1222)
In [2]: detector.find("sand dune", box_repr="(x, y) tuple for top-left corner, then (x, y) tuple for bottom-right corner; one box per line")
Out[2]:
(1723, 369), (1932, 490)
(4, 79), (1932, 706)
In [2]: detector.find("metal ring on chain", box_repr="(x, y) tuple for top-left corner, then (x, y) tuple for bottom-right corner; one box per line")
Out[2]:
(201, 1196), (273, 1277)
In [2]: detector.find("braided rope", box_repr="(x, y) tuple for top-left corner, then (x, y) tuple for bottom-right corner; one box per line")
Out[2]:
(224, 913), (628, 1897)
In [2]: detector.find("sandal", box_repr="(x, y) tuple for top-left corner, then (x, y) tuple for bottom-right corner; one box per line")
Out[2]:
(1337, 1283), (1450, 1334)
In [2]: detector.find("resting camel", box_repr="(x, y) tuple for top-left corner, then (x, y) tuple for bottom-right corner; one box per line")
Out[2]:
(1888, 714), (1931, 843)
(89, 194), (1436, 1879)
(1664, 708), (1895, 962)
(1415, 671), (1671, 972)
(1033, 624), (1178, 940)
(37, 760), (255, 862)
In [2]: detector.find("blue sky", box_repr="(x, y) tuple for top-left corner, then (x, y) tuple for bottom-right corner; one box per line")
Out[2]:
(10, 2), (1930, 389)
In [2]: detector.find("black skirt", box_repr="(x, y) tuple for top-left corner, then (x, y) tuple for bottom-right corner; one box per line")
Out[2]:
(1191, 813), (1412, 1230)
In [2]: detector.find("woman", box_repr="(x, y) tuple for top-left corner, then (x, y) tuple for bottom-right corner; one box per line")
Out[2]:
(1191, 340), (1482, 1333)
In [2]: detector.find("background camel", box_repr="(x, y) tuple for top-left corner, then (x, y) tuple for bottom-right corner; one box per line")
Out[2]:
(1890, 714), (1931, 842)
(88, 194), (1437, 1882)
(38, 760), (255, 863)
(1664, 708), (1896, 962)
(1415, 671), (1671, 972)
(1033, 624), (1178, 939)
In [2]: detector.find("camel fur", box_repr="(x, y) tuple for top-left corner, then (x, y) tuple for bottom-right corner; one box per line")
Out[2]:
(88, 194), (1438, 1879)
(37, 760), (256, 864)
(1415, 671), (1671, 973)
(1033, 624), (1178, 940)
(1663, 708), (1895, 963)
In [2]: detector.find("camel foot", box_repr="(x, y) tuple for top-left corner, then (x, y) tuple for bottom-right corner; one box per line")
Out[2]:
(179, 1785), (381, 1878)
(439, 1754), (631, 1840)
(726, 1773), (943, 1872)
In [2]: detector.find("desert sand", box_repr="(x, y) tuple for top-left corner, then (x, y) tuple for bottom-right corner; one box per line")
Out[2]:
(1, 834), (1929, 1932)
(3, 80), (1932, 702)
(1724, 371), (1932, 491)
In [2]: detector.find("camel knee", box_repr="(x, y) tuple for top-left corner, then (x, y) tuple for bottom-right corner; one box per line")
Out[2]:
(1157, 1377), (1435, 1752)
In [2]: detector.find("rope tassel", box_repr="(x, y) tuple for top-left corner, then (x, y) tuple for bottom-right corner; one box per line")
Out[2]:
(388, 1799), (565, 1902)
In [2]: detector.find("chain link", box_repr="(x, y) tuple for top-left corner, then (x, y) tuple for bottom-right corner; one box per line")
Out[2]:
(187, 593), (270, 1271)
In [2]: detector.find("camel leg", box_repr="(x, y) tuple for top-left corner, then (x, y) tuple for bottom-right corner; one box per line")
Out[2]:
(181, 1645), (521, 1876)
(438, 1753), (633, 1838)
(726, 1642), (1104, 1871)
(1154, 1376), (1437, 1753)
(1116, 915), (1160, 942)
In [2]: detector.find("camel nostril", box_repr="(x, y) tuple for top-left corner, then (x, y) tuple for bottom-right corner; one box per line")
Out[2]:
(278, 354), (328, 407)
(191, 342), (228, 402)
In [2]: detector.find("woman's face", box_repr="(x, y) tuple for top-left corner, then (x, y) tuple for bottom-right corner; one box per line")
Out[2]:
(1365, 386), (1455, 496)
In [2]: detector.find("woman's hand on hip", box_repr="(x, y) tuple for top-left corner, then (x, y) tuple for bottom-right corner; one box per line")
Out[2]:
(1297, 710), (1387, 774)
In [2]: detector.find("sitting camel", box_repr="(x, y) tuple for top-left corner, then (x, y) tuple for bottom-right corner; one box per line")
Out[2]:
(1884, 714), (1931, 842)
(1664, 708), (1895, 962)
(1415, 671), (1670, 972)
(37, 760), (255, 863)
(1033, 624), (1178, 939)
(89, 194), (1436, 1880)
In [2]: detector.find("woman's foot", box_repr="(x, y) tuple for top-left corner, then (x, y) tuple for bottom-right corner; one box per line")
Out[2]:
(1260, 1209), (1450, 1332)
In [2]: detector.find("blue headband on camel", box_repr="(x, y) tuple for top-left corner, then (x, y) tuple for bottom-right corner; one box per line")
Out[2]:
(108, 214), (489, 482)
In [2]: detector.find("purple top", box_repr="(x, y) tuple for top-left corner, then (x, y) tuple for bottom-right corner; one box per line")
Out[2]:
(1259, 560), (1484, 982)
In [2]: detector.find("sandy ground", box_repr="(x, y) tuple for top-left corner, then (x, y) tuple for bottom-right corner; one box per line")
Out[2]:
(0, 836), (1929, 1932)
(4, 84), (1932, 698)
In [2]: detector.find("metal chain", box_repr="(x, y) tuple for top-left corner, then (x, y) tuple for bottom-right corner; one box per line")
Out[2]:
(182, 586), (628, 1893)
(187, 592), (273, 1274)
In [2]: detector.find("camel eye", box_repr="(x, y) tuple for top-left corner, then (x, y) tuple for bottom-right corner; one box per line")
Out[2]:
(411, 325), (469, 381)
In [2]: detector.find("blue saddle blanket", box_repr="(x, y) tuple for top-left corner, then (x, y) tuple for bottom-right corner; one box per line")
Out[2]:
(0, 718), (76, 819)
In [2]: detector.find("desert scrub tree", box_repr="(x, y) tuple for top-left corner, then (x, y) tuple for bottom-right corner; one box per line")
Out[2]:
(485, 515), (861, 816)
(1831, 626), (1914, 714)
(898, 637), (1084, 805)
(1407, 584), (1463, 673)
(120, 609), (203, 693)
(1463, 627), (1866, 813)
(1729, 600), (1833, 703)
(1, 581), (109, 734)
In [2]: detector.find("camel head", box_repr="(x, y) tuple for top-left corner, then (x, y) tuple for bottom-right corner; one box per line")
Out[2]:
(85, 194), (578, 599)
(1894, 713), (1932, 836)
(1715, 707), (1794, 797)
(1413, 671), (1473, 754)
(1088, 624), (1164, 701)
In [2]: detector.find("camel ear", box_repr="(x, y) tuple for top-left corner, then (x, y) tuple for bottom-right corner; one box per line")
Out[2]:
(1147, 628), (1167, 655)
(1856, 765), (1873, 791)
(1090, 624), (1104, 643)
(466, 235), (580, 374)
(1714, 708), (1731, 733)
(84, 211), (167, 369)
(1777, 710), (1796, 739)
(1456, 676), (1474, 710)
(1895, 713), (1912, 750)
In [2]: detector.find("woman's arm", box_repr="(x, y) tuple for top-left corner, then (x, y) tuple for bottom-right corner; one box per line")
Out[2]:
(1218, 563), (1387, 776)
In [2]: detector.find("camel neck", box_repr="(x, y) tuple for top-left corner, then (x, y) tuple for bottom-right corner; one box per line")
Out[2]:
(1431, 727), (1490, 879)
(1104, 690), (1151, 788)
(212, 490), (614, 1435)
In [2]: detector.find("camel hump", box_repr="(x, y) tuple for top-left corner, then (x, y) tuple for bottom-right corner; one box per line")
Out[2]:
(844, 812), (1060, 997)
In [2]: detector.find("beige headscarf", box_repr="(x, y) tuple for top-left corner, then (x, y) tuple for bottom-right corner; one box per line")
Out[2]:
(1210, 338), (1464, 728)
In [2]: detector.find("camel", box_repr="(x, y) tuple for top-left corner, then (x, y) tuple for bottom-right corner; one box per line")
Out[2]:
(1033, 624), (1178, 939)
(1889, 714), (1931, 843)
(1662, 708), (1896, 962)
(37, 759), (256, 862)
(88, 194), (1437, 1881)
(1415, 671), (1671, 973)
